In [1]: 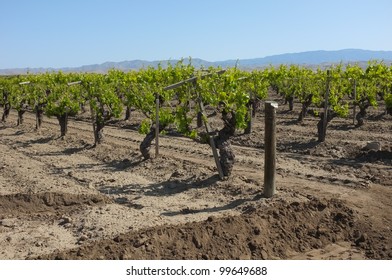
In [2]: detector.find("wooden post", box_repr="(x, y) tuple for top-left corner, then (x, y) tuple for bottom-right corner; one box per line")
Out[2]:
(155, 93), (159, 158)
(35, 107), (39, 130)
(264, 101), (278, 198)
(90, 103), (97, 145)
(352, 79), (357, 125)
(244, 102), (253, 134)
(321, 70), (331, 142)
(197, 97), (224, 180)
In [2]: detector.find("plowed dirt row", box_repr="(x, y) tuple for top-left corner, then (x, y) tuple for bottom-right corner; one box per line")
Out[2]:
(1, 103), (391, 260)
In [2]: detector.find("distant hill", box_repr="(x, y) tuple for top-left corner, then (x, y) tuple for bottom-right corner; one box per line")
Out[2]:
(237, 49), (392, 67)
(1, 49), (392, 75)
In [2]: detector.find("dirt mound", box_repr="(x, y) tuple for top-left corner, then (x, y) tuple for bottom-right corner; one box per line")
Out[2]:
(0, 192), (110, 217)
(40, 196), (389, 260)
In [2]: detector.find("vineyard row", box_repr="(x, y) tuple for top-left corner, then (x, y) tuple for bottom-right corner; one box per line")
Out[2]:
(1, 61), (391, 178)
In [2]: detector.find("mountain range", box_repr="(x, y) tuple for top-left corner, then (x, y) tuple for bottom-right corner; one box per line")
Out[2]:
(1, 49), (392, 75)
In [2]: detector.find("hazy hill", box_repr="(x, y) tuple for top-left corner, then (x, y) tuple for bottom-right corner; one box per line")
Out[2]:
(237, 49), (392, 67)
(1, 49), (392, 75)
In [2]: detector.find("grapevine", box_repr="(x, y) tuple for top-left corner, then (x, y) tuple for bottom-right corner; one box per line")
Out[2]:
(1, 60), (390, 178)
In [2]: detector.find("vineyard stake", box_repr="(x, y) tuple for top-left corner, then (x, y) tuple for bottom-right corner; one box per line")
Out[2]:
(197, 96), (224, 180)
(67, 81), (82, 86)
(321, 70), (331, 142)
(352, 79), (357, 125)
(90, 103), (97, 145)
(155, 93), (159, 157)
(244, 101), (253, 134)
(264, 101), (278, 198)
(163, 69), (226, 91)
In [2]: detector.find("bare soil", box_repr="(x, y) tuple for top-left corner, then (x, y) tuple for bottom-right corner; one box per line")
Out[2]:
(1, 97), (391, 260)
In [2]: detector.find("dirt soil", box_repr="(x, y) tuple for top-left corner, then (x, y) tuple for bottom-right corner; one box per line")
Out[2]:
(1, 96), (391, 260)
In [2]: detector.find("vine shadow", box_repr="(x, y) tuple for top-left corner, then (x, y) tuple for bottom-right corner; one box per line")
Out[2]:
(161, 192), (264, 217)
(143, 174), (221, 197)
(278, 140), (320, 153)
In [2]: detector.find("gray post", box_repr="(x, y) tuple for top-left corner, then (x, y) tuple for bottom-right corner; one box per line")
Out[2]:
(244, 103), (253, 134)
(353, 79), (357, 125)
(264, 101), (278, 198)
(321, 70), (331, 142)
(155, 94), (159, 157)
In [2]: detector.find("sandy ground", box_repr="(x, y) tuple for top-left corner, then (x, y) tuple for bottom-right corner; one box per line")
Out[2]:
(0, 97), (391, 260)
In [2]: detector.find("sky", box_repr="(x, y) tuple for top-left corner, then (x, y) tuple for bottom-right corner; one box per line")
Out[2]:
(1, 0), (392, 68)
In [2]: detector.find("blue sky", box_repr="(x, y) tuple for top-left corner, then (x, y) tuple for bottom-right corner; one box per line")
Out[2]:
(1, 0), (391, 68)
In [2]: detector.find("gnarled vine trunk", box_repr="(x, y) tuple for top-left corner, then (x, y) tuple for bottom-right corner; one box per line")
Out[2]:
(35, 107), (44, 130)
(140, 124), (166, 160)
(298, 94), (313, 123)
(57, 114), (68, 138)
(124, 106), (132, 121)
(2, 92), (10, 122)
(17, 110), (25, 126)
(90, 101), (112, 146)
(285, 96), (294, 111)
(17, 101), (28, 126)
(252, 98), (260, 118)
(93, 119), (105, 145)
(197, 111), (203, 128)
(317, 110), (337, 142)
(355, 103), (370, 127)
(215, 111), (236, 177)
(2, 103), (10, 122)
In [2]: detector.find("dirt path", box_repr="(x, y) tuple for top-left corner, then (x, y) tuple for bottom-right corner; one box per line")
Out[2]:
(1, 106), (391, 260)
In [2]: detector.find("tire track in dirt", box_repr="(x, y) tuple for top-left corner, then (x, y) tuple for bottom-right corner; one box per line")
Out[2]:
(0, 140), (100, 196)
